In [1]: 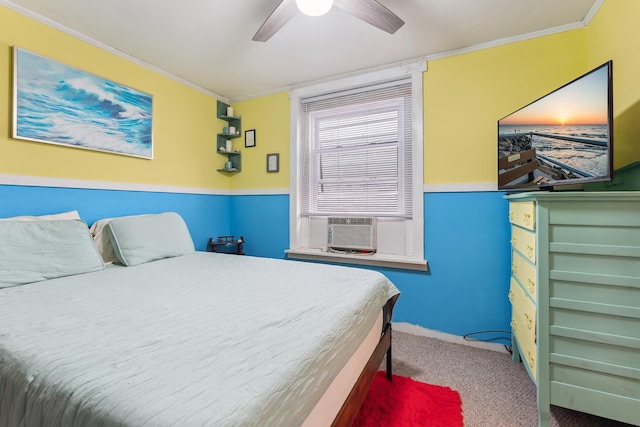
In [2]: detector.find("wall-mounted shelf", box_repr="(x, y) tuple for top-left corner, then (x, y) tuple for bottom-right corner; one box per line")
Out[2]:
(216, 150), (241, 173)
(217, 100), (242, 173)
(217, 100), (241, 147)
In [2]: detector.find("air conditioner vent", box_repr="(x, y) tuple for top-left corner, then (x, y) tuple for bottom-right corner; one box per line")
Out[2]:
(327, 217), (377, 252)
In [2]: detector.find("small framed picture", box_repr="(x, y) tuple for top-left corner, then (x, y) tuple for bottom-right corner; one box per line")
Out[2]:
(245, 129), (256, 148)
(267, 153), (279, 173)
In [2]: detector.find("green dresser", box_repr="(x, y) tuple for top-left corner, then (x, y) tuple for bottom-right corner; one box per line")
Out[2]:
(505, 191), (640, 426)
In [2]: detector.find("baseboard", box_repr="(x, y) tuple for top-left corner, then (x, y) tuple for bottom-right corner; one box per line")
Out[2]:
(392, 322), (510, 354)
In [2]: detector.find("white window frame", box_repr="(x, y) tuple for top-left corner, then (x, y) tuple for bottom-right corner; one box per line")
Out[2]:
(287, 61), (427, 271)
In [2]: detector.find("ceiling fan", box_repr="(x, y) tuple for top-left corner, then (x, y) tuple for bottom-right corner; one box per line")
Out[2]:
(253, 0), (405, 42)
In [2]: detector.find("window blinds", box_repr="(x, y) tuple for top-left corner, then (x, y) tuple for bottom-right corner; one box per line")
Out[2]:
(299, 79), (413, 217)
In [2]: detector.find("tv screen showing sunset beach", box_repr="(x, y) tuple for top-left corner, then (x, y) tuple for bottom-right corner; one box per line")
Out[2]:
(498, 62), (612, 190)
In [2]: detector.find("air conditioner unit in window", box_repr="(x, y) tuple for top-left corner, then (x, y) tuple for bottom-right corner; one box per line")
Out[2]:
(327, 217), (377, 253)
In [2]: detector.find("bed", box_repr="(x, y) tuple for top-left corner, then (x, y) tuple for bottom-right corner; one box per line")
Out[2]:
(0, 212), (400, 426)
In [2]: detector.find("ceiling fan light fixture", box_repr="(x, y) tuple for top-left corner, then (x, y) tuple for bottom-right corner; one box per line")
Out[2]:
(295, 0), (334, 16)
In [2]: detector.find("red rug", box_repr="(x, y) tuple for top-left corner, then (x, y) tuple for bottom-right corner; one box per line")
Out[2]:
(352, 371), (463, 427)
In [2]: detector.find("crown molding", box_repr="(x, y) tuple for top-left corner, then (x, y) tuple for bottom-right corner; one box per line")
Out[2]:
(426, 21), (585, 63)
(583, 0), (605, 26)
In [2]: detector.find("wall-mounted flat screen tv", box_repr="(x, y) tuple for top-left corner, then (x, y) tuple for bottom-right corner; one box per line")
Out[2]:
(498, 61), (613, 191)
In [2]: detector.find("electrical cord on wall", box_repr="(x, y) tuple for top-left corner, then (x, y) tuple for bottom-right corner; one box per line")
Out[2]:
(463, 330), (512, 354)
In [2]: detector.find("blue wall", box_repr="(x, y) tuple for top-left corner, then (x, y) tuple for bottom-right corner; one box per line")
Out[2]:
(230, 194), (290, 259)
(0, 185), (228, 251)
(2, 184), (513, 338)
(421, 192), (512, 336)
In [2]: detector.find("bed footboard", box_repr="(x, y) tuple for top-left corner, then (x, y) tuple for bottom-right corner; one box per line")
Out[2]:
(331, 294), (400, 427)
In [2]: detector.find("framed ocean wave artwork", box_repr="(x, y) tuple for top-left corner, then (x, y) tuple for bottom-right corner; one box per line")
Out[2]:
(12, 47), (153, 159)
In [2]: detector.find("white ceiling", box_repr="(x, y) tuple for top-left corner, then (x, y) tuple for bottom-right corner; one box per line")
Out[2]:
(3, 0), (602, 101)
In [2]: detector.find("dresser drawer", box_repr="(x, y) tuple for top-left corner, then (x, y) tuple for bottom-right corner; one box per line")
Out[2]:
(510, 277), (538, 382)
(511, 250), (537, 302)
(511, 225), (536, 264)
(509, 278), (536, 343)
(512, 312), (538, 382)
(509, 201), (536, 230)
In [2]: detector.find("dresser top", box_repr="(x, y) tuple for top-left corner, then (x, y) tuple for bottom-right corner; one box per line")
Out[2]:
(505, 191), (640, 202)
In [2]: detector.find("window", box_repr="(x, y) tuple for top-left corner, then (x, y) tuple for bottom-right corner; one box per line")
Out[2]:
(300, 82), (412, 218)
(288, 62), (426, 270)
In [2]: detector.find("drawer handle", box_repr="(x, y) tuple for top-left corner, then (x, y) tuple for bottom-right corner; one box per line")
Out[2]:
(509, 211), (514, 221)
(525, 313), (533, 330)
(523, 213), (531, 225)
(526, 350), (535, 368)
(526, 244), (534, 258)
(510, 318), (516, 329)
(512, 262), (518, 274)
(508, 290), (514, 303)
(527, 278), (535, 294)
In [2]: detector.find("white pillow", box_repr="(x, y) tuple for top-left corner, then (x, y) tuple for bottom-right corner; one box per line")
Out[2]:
(0, 210), (81, 221)
(107, 212), (195, 266)
(89, 214), (162, 265)
(0, 219), (105, 288)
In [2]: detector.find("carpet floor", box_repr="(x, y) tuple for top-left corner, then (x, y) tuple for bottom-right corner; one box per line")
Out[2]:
(389, 330), (635, 427)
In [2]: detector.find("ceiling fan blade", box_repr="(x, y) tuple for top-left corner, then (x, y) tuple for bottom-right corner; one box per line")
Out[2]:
(252, 0), (298, 42)
(334, 0), (404, 34)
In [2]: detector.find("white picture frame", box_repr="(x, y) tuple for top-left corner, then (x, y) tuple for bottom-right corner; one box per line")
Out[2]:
(13, 47), (153, 159)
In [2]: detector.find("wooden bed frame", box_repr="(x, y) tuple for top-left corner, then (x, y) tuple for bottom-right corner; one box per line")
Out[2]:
(331, 293), (400, 426)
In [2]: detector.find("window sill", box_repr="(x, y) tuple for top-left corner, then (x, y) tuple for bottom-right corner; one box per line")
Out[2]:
(285, 248), (429, 272)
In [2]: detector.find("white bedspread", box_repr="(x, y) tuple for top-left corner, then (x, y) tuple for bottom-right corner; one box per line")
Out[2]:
(0, 252), (399, 427)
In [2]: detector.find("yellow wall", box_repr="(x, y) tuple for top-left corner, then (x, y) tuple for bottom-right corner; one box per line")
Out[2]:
(231, 92), (290, 190)
(232, 0), (640, 189)
(0, 6), (226, 190)
(585, 0), (640, 166)
(3, 0), (637, 191)
(232, 29), (591, 188)
(424, 30), (587, 185)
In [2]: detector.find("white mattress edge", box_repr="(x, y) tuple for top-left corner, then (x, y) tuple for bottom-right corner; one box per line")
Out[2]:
(301, 311), (384, 426)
